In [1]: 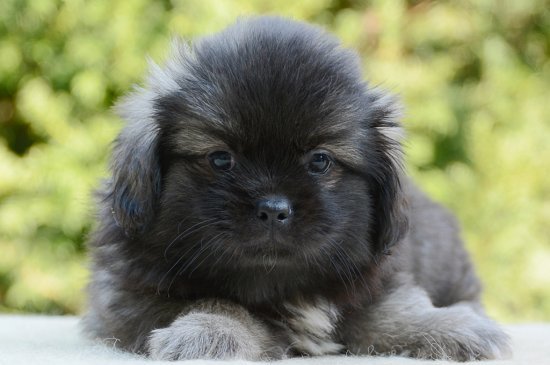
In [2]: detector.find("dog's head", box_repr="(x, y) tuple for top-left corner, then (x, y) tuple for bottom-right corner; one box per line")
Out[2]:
(105, 17), (407, 299)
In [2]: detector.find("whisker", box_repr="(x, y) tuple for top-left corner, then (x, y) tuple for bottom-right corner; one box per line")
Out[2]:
(186, 232), (228, 278)
(164, 231), (227, 294)
(208, 243), (234, 275)
(324, 237), (359, 297)
(163, 218), (218, 260)
(327, 236), (372, 301)
(167, 241), (209, 291)
(157, 224), (226, 294)
(262, 252), (277, 274)
(320, 244), (350, 294)
(157, 238), (204, 295)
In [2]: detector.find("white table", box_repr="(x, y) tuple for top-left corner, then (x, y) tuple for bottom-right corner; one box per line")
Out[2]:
(0, 315), (548, 365)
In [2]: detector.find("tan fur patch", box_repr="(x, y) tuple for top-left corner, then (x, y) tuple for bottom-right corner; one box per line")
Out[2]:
(321, 142), (363, 167)
(284, 298), (344, 355)
(170, 127), (226, 155)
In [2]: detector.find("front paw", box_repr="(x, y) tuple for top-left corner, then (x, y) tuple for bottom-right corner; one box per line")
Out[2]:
(412, 310), (512, 361)
(148, 312), (265, 360)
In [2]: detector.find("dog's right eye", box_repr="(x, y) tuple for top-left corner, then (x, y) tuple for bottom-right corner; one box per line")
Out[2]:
(207, 151), (235, 171)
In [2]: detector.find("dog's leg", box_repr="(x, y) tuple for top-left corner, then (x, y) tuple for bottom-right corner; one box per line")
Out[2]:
(83, 270), (281, 360)
(341, 276), (511, 361)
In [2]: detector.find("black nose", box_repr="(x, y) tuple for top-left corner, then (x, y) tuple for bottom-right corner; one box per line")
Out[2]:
(255, 196), (292, 224)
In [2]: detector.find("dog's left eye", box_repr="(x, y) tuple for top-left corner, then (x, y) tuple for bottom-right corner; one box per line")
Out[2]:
(306, 152), (332, 175)
(207, 151), (235, 171)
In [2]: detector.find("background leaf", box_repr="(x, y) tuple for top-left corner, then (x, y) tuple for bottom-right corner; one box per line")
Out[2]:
(1, 0), (549, 321)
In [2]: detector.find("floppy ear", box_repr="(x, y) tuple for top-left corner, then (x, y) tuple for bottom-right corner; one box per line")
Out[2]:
(364, 88), (409, 256)
(105, 41), (191, 237)
(106, 87), (162, 237)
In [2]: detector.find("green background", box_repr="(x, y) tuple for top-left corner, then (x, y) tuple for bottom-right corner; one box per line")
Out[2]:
(1, 0), (549, 322)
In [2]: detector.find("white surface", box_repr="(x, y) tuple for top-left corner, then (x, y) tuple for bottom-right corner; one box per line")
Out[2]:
(0, 315), (548, 365)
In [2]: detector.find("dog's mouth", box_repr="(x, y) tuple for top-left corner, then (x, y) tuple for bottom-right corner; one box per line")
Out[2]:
(233, 235), (298, 266)
(210, 219), (328, 269)
(236, 247), (299, 272)
(241, 231), (298, 253)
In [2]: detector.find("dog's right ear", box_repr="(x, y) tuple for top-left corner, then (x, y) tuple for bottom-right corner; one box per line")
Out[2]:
(105, 40), (191, 237)
(106, 87), (162, 237)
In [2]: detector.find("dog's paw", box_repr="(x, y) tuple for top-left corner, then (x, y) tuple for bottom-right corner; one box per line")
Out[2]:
(412, 308), (512, 361)
(147, 312), (265, 360)
(448, 321), (512, 361)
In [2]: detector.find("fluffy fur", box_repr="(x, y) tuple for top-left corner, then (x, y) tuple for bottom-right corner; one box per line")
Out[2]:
(83, 16), (511, 361)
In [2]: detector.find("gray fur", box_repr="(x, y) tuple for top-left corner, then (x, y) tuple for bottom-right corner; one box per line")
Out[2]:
(148, 300), (274, 360)
(284, 298), (344, 355)
(340, 273), (511, 361)
(338, 185), (512, 360)
(108, 87), (161, 236)
(83, 16), (511, 362)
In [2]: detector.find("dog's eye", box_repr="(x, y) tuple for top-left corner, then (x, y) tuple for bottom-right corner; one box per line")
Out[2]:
(307, 152), (332, 175)
(207, 151), (235, 171)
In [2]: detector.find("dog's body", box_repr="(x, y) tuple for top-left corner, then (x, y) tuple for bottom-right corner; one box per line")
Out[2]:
(83, 17), (510, 361)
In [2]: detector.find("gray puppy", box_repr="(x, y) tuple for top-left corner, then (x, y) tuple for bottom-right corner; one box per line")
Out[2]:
(83, 16), (511, 361)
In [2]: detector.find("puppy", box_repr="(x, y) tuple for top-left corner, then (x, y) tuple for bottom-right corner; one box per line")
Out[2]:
(83, 16), (511, 361)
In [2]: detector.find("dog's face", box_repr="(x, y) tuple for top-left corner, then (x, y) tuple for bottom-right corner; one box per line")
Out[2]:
(106, 17), (407, 302)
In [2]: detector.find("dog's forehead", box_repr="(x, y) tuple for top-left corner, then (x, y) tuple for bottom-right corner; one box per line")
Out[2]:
(162, 99), (367, 168)
(158, 17), (368, 165)
(161, 69), (366, 163)
(165, 110), (365, 168)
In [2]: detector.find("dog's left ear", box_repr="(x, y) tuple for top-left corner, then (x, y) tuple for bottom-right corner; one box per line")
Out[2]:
(363, 88), (409, 256)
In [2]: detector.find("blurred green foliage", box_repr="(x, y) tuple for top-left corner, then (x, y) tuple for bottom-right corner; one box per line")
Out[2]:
(0, 0), (549, 321)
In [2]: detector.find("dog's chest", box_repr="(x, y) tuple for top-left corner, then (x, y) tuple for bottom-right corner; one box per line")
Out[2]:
(283, 298), (344, 355)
